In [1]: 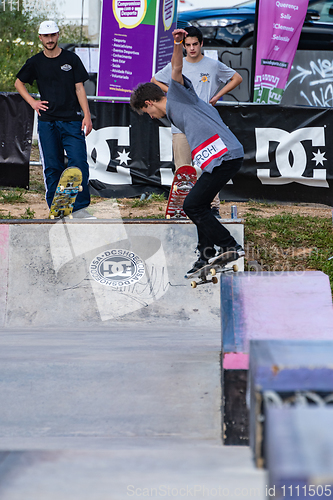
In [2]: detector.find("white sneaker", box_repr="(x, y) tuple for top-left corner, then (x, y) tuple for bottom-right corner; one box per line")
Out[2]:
(208, 248), (242, 265)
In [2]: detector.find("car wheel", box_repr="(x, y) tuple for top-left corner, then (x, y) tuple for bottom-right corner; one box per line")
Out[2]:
(239, 36), (254, 48)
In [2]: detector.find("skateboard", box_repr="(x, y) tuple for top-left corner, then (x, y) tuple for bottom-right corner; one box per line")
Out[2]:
(165, 165), (197, 219)
(185, 250), (239, 288)
(49, 167), (83, 219)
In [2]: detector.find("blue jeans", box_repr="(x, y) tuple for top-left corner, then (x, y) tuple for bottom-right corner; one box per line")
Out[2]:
(183, 158), (243, 260)
(38, 120), (90, 210)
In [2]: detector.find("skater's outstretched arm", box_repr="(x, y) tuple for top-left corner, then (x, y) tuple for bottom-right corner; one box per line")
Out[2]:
(171, 28), (188, 86)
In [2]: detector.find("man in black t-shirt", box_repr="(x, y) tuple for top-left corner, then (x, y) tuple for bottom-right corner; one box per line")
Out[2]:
(15, 20), (94, 218)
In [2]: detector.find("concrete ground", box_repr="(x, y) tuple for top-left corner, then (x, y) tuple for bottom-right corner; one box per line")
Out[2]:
(0, 221), (267, 498)
(0, 326), (267, 499)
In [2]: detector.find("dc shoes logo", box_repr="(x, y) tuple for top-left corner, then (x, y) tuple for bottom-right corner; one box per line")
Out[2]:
(90, 249), (145, 288)
(61, 64), (72, 72)
(255, 127), (328, 188)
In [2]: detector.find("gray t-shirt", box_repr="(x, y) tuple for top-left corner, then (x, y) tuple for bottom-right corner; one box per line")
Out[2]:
(154, 56), (235, 133)
(166, 76), (244, 174)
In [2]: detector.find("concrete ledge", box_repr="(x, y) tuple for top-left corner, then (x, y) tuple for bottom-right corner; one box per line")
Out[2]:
(0, 221), (243, 328)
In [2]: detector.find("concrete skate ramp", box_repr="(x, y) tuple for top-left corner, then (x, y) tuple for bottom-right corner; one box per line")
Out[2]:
(0, 219), (243, 329)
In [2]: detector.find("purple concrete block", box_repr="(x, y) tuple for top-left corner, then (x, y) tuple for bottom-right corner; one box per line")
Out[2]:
(221, 271), (333, 358)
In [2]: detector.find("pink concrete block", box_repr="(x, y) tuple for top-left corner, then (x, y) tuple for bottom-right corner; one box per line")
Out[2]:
(223, 352), (249, 370)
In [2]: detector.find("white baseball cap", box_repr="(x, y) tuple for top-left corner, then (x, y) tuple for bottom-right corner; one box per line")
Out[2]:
(38, 20), (59, 35)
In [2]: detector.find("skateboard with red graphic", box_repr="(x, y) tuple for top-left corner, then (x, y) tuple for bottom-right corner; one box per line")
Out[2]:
(49, 167), (83, 219)
(185, 251), (239, 288)
(165, 165), (197, 219)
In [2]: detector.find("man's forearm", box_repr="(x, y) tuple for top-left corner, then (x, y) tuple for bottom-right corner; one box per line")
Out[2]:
(220, 73), (243, 97)
(75, 82), (91, 118)
(151, 76), (169, 93)
(15, 78), (49, 115)
(171, 29), (188, 84)
(210, 72), (243, 105)
(75, 82), (92, 135)
(15, 79), (37, 107)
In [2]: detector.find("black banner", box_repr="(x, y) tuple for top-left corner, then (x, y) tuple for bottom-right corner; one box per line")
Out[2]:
(219, 104), (333, 205)
(88, 101), (174, 198)
(0, 93), (33, 189)
(2, 93), (333, 206)
(87, 101), (333, 206)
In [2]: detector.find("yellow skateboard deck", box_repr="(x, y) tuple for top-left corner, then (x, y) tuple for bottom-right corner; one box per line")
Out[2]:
(49, 167), (83, 219)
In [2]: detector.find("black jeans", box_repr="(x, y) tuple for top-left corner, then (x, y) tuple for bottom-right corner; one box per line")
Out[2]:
(183, 158), (243, 260)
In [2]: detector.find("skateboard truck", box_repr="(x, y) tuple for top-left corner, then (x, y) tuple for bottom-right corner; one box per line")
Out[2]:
(190, 263), (238, 288)
(186, 251), (240, 288)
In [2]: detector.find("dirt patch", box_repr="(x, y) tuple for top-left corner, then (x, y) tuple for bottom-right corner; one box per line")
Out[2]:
(1, 193), (331, 221)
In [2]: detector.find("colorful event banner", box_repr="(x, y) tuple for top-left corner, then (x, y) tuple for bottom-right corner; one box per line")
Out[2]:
(253, 0), (309, 104)
(97, 0), (177, 98)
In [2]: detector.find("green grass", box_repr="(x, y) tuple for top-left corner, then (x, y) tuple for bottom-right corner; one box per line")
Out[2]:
(244, 212), (333, 292)
(21, 208), (35, 219)
(0, 189), (27, 204)
(0, 207), (35, 219)
(131, 193), (166, 208)
(0, 212), (15, 220)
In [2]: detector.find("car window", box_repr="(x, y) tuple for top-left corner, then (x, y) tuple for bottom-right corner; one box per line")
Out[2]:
(308, 0), (333, 22)
(237, 0), (256, 6)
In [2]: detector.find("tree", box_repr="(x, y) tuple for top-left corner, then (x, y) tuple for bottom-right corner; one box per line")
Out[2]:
(0, 2), (90, 92)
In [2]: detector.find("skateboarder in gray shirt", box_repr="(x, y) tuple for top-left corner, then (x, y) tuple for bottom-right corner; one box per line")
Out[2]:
(130, 28), (245, 275)
(151, 26), (242, 218)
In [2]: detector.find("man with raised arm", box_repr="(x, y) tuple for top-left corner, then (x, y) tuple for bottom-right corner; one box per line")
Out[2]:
(151, 26), (243, 218)
(130, 29), (245, 275)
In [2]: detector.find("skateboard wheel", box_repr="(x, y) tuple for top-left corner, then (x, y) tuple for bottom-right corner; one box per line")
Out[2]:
(59, 185), (65, 192)
(50, 215), (55, 220)
(210, 268), (216, 276)
(78, 185), (83, 192)
(69, 214), (73, 219)
(212, 276), (218, 284)
(233, 264), (238, 272)
(191, 281), (197, 288)
(173, 185), (178, 192)
(166, 215), (170, 219)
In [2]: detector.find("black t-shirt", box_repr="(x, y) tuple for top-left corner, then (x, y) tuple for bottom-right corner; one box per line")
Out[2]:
(16, 49), (89, 121)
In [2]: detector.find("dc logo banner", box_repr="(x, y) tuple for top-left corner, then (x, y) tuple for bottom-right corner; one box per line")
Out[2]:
(86, 102), (174, 199)
(90, 249), (145, 288)
(255, 127), (329, 188)
(216, 104), (333, 205)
